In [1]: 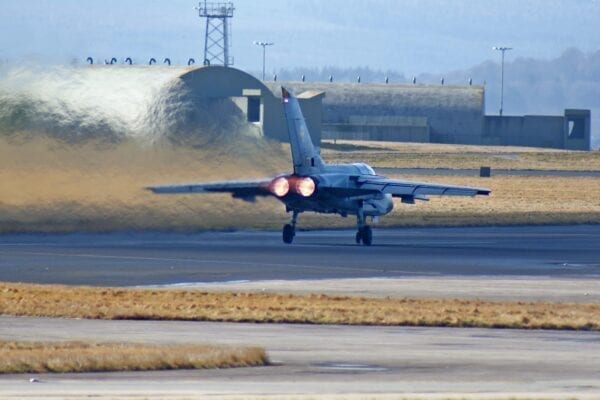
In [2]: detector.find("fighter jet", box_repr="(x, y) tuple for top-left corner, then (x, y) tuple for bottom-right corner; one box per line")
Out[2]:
(148, 87), (490, 245)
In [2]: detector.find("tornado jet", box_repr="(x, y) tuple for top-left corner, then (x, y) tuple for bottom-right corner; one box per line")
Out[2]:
(148, 87), (490, 245)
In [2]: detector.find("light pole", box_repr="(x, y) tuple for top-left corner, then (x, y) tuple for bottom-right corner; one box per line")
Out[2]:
(493, 46), (513, 116)
(253, 41), (274, 81)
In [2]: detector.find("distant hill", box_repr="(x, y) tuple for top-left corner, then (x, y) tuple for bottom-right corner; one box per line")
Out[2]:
(426, 48), (600, 148)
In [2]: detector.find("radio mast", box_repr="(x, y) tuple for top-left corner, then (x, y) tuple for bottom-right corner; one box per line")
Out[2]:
(197, 1), (235, 66)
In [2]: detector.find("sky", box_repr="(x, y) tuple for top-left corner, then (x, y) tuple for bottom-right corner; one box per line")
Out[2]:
(1, 0), (599, 76)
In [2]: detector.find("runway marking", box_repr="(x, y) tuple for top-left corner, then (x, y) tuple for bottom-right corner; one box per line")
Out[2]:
(138, 280), (252, 288)
(315, 363), (388, 372)
(0, 250), (440, 276)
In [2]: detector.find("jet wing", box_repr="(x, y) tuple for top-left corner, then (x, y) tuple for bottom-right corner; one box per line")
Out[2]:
(147, 178), (273, 202)
(357, 176), (490, 202)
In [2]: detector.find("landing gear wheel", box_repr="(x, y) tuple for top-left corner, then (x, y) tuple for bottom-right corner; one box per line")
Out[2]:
(282, 224), (295, 244)
(361, 226), (373, 246)
(355, 231), (362, 244)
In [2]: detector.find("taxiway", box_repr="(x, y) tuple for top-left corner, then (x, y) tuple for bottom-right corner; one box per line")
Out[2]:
(1, 316), (599, 396)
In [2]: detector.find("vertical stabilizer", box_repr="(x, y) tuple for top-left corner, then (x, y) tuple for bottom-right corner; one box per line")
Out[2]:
(281, 87), (325, 175)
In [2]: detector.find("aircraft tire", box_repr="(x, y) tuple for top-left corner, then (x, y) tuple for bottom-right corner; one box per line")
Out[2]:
(361, 226), (373, 246)
(282, 224), (295, 244)
(355, 231), (362, 244)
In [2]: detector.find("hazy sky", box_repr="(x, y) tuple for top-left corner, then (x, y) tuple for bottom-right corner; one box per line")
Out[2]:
(1, 0), (599, 75)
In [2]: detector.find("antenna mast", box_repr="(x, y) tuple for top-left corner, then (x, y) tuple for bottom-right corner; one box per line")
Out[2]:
(197, 1), (235, 67)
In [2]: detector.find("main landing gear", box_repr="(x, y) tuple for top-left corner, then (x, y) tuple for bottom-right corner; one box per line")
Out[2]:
(282, 210), (298, 244)
(282, 209), (373, 246)
(355, 208), (373, 246)
(355, 226), (373, 246)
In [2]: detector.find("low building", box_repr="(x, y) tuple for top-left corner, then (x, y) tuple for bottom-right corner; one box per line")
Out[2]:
(263, 81), (484, 146)
(483, 109), (591, 150)
(176, 66), (591, 150)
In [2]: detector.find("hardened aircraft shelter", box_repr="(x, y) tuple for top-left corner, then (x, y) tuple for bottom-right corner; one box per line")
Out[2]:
(176, 66), (591, 150)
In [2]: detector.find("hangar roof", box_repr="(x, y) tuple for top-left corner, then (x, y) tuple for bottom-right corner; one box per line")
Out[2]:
(263, 81), (485, 122)
(178, 66), (272, 99)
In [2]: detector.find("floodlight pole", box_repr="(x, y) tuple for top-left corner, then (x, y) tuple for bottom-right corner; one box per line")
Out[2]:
(253, 41), (273, 81)
(493, 46), (513, 116)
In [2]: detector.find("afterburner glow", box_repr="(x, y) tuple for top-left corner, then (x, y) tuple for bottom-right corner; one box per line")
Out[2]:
(270, 177), (289, 197)
(295, 177), (316, 197)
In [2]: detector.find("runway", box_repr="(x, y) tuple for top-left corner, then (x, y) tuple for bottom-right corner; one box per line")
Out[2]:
(0, 225), (599, 286)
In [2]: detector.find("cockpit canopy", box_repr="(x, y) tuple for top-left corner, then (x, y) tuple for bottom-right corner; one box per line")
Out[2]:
(351, 163), (376, 175)
(324, 162), (377, 176)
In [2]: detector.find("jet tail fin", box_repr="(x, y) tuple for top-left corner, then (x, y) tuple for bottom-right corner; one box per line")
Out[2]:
(282, 87), (325, 175)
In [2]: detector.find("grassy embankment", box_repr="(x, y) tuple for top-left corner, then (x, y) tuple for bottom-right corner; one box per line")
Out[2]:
(1, 283), (598, 331)
(1, 137), (599, 232)
(0, 340), (267, 374)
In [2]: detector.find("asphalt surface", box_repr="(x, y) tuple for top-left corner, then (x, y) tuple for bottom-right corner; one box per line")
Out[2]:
(1, 225), (599, 398)
(0, 225), (599, 286)
(1, 317), (599, 396)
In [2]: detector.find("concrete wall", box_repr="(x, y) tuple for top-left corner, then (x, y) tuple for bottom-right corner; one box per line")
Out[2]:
(176, 67), (590, 151)
(264, 82), (485, 145)
(484, 115), (565, 148)
(322, 116), (430, 142)
(564, 109), (592, 151)
(484, 109), (591, 150)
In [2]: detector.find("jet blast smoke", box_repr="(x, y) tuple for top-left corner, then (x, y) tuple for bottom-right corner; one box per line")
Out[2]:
(0, 64), (261, 144)
(0, 64), (287, 233)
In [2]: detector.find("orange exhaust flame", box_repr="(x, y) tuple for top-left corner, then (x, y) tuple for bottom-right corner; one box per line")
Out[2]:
(268, 176), (316, 197)
(294, 177), (316, 197)
(269, 177), (289, 197)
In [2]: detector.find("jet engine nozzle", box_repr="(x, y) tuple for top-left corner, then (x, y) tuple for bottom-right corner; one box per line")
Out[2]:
(269, 176), (316, 198)
(294, 177), (316, 197)
(269, 177), (290, 197)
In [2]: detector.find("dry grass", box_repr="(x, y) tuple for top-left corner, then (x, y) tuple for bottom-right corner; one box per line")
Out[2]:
(1, 137), (599, 233)
(0, 136), (289, 233)
(1, 283), (598, 331)
(377, 174), (600, 227)
(323, 139), (568, 153)
(0, 340), (268, 374)
(3, 173), (597, 232)
(321, 139), (600, 170)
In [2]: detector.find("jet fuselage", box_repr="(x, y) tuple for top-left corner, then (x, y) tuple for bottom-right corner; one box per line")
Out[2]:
(274, 162), (394, 217)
